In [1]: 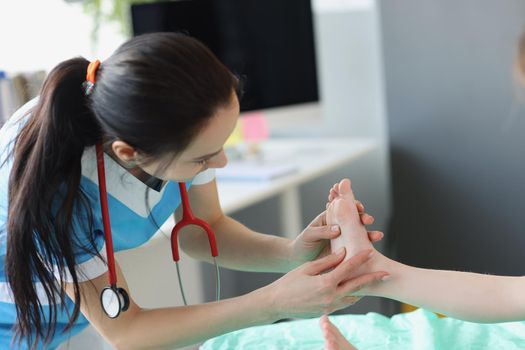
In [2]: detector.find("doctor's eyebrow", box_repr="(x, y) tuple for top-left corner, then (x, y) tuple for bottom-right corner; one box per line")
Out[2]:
(192, 148), (223, 161)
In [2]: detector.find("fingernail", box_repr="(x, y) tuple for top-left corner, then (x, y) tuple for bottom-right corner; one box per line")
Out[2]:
(331, 225), (340, 232)
(381, 274), (391, 281)
(336, 247), (346, 255)
(368, 251), (374, 259)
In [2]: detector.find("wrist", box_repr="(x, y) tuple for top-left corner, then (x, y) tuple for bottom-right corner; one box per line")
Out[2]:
(253, 283), (282, 323)
(284, 238), (300, 272)
(283, 237), (323, 272)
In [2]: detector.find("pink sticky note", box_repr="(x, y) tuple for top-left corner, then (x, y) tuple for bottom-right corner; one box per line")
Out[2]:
(240, 112), (269, 142)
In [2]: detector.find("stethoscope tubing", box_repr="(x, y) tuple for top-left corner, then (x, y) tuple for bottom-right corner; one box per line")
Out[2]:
(96, 144), (118, 287)
(172, 182), (221, 305)
(176, 257), (221, 306)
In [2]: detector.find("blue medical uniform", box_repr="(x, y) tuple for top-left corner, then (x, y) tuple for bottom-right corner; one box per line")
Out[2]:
(0, 99), (215, 349)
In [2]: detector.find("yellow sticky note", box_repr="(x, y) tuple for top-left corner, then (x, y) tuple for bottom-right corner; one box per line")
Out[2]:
(225, 120), (243, 147)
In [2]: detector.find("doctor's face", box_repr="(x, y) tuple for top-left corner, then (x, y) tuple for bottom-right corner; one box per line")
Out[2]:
(141, 91), (240, 181)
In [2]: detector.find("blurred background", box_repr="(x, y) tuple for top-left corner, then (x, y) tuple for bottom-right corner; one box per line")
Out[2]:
(2, 0), (525, 348)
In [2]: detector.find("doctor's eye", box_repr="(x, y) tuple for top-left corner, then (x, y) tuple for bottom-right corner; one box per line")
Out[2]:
(194, 159), (208, 165)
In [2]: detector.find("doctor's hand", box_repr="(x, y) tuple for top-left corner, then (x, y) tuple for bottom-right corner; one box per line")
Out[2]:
(266, 248), (389, 319)
(289, 206), (383, 269)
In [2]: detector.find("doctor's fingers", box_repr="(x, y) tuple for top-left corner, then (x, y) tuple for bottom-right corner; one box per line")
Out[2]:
(337, 271), (390, 297)
(361, 213), (375, 225)
(304, 224), (342, 242)
(304, 248), (347, 275)
(354, 200), (375, 225)
(368, 231), (384, 243)
(328, 249), (374, 283)
(308, 225), (382, 244)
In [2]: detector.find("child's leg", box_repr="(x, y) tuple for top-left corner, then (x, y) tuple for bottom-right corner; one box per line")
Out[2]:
(325, 183), (525, 323)
(320, 315), (358, 350)
(327, 179), (373, 259)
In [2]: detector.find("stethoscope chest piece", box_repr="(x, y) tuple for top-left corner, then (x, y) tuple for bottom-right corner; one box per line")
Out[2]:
(100, 286), (130, 319)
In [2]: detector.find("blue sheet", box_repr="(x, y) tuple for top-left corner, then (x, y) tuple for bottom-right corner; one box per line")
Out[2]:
(201, 309), (525, 349)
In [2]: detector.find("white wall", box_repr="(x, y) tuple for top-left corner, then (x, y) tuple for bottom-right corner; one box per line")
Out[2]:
(0, 0), (124, 73)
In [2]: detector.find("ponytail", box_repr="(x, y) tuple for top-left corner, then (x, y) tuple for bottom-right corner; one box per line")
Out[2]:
(6, 58), (102, 348)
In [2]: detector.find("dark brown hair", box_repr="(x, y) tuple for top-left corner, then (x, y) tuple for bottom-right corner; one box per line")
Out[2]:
(5, 32), (239, 348)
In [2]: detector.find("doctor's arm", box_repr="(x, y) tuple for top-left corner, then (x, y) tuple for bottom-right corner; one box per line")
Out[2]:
(65, 263), (271, 349)
(65, 249), (387, 349)
(176, 180), (293, 272)
(177, 180), (381, 273)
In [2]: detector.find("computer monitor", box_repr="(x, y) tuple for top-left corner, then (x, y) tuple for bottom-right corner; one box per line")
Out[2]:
(131, 0), (319, 121)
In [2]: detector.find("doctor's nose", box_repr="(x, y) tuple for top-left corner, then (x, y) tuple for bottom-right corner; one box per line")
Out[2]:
(207, 150), (228, 169)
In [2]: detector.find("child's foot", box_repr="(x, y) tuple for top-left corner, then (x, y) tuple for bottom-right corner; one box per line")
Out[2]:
(327, 179), (373, 258)
(327, 184), (372, 225)
(320, 315), (358, 350)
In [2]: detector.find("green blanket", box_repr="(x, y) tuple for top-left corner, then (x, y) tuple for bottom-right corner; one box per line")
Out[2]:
(201, 309), (525, 349)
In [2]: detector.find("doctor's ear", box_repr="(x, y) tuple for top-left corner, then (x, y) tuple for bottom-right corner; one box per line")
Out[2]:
(111, 140), (140, 166)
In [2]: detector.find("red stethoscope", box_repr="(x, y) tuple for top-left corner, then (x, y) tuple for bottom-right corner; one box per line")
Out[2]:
(95, 144), (221, 318)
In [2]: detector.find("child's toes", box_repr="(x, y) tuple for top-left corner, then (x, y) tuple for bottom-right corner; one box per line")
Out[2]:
(338, 178), (352, 196)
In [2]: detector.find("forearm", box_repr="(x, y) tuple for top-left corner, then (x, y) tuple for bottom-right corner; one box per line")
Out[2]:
(179, 215), (293, 273)
(115, 287), (276, 349)
(363, 254), (525, 323)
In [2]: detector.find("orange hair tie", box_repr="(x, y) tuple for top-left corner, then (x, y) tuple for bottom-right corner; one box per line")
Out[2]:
(86, 59), (101, 84)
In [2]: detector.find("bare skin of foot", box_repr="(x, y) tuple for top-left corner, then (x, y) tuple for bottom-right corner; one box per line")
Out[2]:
(326, 179), (374, 259)
(320, 315), (357, 350)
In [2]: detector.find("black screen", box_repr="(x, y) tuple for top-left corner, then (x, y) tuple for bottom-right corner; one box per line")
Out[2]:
(131, 0), (319, 112)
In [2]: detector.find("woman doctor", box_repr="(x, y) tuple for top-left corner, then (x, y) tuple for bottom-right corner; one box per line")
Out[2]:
(0, 32), (388, 349)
